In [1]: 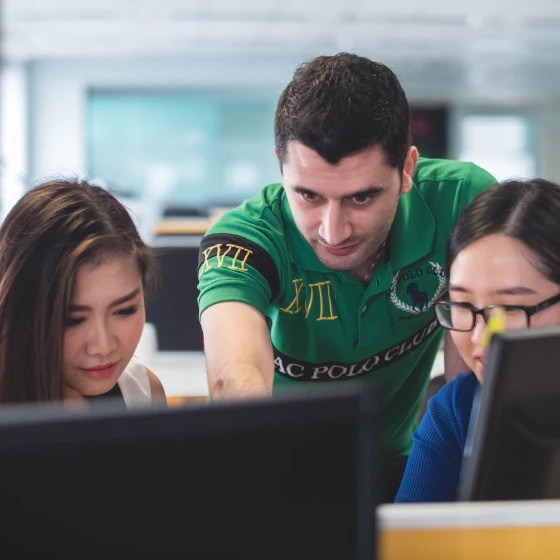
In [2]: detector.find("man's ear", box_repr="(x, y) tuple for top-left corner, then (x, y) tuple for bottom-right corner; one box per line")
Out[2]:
(401, 146), (418, 194)
(273, 145), (283, 174)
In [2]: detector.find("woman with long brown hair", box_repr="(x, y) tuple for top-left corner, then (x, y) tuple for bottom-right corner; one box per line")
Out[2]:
(0, 178), (165, 406)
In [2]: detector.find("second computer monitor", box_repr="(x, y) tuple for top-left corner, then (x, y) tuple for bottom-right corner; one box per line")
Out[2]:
(460, 325), (560, 501)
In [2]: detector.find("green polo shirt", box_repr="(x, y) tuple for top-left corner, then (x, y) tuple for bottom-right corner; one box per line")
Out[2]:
(197, 157), (496, 462)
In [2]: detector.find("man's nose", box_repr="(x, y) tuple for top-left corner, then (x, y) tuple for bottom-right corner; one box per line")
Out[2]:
(318, 202), (352, 246)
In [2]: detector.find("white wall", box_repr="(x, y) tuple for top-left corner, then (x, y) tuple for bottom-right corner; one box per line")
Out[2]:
(27, 56), (560, 186)
(28, 56), (301, 183)
(1, 63), (29, 218)
(535, 110), (560, 184)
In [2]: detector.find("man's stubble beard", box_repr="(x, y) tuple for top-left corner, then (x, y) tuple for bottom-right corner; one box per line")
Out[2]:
(310, 205), (398, 273)
(311, 232), (385, 272)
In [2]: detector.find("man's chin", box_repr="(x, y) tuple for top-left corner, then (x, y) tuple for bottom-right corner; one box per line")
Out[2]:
(314, 248), (362, 272)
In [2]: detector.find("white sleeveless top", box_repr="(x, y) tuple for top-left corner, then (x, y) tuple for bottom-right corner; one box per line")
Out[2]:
(116, 356), (152, 408)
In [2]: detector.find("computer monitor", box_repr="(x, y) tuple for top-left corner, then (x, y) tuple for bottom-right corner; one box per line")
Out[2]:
(459, 325), (560, 501)
(0, 390), (377, 559)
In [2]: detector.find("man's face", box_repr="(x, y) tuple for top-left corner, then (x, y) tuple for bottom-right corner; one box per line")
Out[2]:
(280, 141), (417, 274)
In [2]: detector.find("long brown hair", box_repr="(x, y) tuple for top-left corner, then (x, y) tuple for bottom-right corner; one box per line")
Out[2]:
(0, 179), (155, 403)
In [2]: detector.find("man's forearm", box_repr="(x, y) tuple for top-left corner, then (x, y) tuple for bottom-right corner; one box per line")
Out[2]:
(208, 366), (273, 400)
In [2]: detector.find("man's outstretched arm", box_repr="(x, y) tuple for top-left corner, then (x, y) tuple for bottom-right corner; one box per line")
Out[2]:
(201, 301), (275, 400)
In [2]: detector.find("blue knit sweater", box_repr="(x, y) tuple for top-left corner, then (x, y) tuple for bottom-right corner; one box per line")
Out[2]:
(395, 372), (480, 503)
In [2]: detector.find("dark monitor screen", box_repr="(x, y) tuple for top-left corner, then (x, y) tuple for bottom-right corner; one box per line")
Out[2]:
(0, 390), (377, 559)
(459, 325), (560, 501)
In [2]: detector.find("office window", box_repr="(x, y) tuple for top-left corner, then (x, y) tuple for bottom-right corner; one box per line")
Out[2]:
(457, 115), (535, 181)
(86, 91), (281, 211)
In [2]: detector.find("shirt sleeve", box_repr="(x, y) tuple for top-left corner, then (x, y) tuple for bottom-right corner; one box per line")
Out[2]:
(457, 163), (497, 218)
(394, 375), (473, 503)
(197, 199), (289, 319)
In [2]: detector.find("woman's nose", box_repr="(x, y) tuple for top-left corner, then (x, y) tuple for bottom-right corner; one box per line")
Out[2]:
(85, 322), (117, 357)
(470, 314), (487, 347)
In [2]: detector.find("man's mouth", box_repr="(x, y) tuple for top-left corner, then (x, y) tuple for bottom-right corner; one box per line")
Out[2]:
(319, 242), (359, 257)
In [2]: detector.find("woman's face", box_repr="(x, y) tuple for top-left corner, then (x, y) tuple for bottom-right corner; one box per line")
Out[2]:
(63, 255), (145, 400)
(449, 234), (560, 383)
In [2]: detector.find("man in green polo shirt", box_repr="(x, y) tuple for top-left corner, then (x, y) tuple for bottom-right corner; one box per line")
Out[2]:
(197, 53), (496, 501)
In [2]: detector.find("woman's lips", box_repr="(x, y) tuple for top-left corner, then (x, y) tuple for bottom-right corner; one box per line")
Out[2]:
(80, 362), (118, 380)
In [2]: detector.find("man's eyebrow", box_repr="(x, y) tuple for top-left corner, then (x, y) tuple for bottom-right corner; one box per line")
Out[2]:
(68, 288), (141, 312)
(343, 186), (384, 198)
(292, 186), (320, 196)
(292, 185), (384, 198)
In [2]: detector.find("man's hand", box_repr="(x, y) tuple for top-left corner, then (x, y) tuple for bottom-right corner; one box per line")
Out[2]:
(201, 301), (275, 400)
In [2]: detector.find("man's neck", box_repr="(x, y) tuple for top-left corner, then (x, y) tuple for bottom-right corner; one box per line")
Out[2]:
(348, 241), (387, 285)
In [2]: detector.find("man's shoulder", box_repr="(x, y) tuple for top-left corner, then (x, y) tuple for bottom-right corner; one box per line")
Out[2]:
(206, 183), (285, 238)
(412, 157), (496, 222)
(197, 184), (290, 317)
(414, 157), (495, 189)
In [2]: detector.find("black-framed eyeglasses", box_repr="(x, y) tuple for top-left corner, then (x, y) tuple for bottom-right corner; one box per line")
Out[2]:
(434, 293), (560, 332)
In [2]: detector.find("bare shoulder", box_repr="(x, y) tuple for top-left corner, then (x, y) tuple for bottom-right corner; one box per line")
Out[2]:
(145, 367), (167, 406)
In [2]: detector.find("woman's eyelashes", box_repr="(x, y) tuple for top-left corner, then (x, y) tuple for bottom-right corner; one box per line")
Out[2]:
(66, 305), (139, 327)
(114, 305), (138, 317)
(66, 317), (85, 327)
(449, 300), (474, 308)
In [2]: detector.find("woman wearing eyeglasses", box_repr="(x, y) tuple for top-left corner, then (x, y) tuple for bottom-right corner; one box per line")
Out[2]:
(395, 177), (560, 503)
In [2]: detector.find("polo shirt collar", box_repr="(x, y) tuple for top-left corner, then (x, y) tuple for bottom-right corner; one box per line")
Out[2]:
(388, 183), (436, 271)
(282, 182), (436, 273)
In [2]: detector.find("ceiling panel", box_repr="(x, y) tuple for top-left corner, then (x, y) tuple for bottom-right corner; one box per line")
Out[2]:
(5, 0), (560, 102)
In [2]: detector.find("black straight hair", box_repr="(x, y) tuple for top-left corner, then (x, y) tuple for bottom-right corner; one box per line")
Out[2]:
(448, 178), (560, 285)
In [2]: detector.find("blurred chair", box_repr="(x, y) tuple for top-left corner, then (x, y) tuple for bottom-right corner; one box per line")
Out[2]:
(162, 206), (209, 218)
(145, 236), (204, 351)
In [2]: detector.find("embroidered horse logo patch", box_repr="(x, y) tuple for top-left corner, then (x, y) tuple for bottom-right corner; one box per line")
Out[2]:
(406, 282), (429, 309)
(390, 262), (447, 315)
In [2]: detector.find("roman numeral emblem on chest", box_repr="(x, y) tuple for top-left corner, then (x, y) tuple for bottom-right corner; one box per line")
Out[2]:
(281, 279), (338, 321)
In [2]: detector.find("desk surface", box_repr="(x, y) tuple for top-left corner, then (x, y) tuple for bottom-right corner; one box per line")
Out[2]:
(379, 500), (560, 559)
(155, 218), (213, 235)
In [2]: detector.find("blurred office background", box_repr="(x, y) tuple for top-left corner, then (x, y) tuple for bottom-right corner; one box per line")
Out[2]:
(2, 0), (560, 399)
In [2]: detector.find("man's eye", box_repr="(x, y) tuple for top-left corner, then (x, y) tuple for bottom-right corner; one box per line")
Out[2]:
(301, 192), (319, 202)
(302, 192), (318, 201)
(352, 194), (372, 204)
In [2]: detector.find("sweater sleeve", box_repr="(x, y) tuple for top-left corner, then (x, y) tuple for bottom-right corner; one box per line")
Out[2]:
(394, 373), (477, 503)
